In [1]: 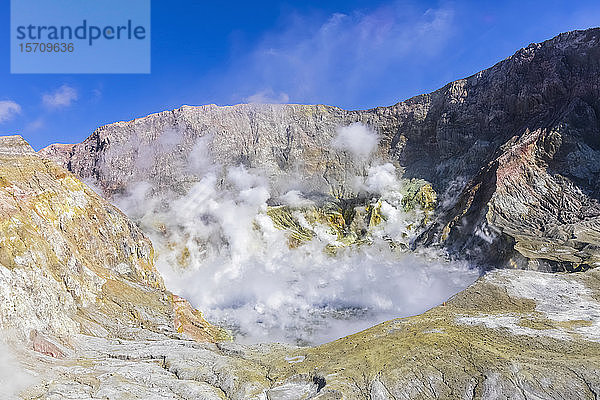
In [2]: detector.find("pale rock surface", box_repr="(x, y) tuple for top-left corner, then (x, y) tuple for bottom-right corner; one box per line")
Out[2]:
(14, 268), (600, 399)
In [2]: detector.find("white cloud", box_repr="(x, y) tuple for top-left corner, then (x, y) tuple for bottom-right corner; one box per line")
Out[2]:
(25, 118), (44, 132)
(92, 88), (103, 102)
(363, 163), (398, 194)
(0, 101), (21, 123)
(0, 338), (36, 398)
(245, 88), (290, 104)
(113, 142), (478, 345)
(43, 85), (78, 108)
(228, 2), (455, 106)
(278, 190), (314, 207)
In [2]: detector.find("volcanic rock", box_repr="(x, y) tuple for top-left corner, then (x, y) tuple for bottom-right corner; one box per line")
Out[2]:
(40, 28), (600, 271)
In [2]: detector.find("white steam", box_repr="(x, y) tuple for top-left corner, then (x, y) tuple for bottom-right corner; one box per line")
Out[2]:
(357, 162), (399, 194)
(332, 123), (379, 160)
(114, 124), (479, 345)
(278, 190), (315, 208)
(0, 337), (36, 399)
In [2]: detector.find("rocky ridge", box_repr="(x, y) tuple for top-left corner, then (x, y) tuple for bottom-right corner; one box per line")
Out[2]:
(41, 28), (600, 271)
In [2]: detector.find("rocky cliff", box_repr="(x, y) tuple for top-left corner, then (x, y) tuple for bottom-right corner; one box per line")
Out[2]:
(41, 28), (600, 272)
(0, 135), (225, 350)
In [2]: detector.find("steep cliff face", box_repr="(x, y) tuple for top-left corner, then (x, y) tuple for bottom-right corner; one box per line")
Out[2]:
(40, 28), (600, 271)
(0, 135), (224, 346)
(410, 28), (600, 270)
(39, 104), (357, 197)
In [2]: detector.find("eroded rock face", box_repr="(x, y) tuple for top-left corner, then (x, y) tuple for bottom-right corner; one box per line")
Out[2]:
(40, 28), (600, 271)
(0, 135), (224, 346)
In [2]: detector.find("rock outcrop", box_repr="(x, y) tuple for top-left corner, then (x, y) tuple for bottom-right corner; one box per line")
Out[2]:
(41, 28), (600, 271)
(0, 135), (225, 348)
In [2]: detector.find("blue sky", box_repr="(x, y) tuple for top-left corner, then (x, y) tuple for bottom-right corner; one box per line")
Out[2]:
(1, 0), (599, 150)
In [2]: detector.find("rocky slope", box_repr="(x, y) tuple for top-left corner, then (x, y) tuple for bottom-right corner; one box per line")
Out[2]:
(41, 28), (600, 272)
(1, 137), (599, 398)
(0, 135), (225, 356)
